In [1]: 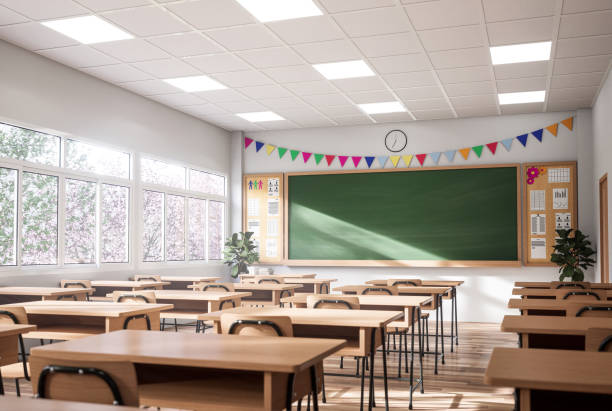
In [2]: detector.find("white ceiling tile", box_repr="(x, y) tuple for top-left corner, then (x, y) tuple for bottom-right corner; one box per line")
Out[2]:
(302, 93), (352, 107)
(258, 120), (295, 130)
(74, 0), (150, 12)
(370, 112), (414, 122)
(332, 76), (386, 92)
(548, 86), (599, 101)
(369, 53), (430, 74)
(259, 97), (309, 110)
(437, 66), (493, 84)
(403, 98), (450, 111)
(237, 47), (303, 68)
(263, 65), (322, 83)
(0, 5), (27, 25)
(132, 58), (200, 78)
(93, 39), (170, 62)
(384, 71), (437, 88)
(276, 106), (327, 120)
(0, 0), (87, 20)
(553, 55), (612, 75)
(238, 84), (293, 99)
(412, 109), (455, 120)
(165, 0), (255, 30)
(148, 33), (222, 57)
(195, 89), (249, 102)
(0, 22), (77, 50)
(215, 100), (267, 113)
(83, 64), (152, 82)
(496, 76), (547, 93)
(551, 72), (605, 89)
(418, 25), (484, 52)
(267, 16), (343, 44)
(151, 92), (205, 106)
(103, 6), (190, 37)
(547, 97), (593, 111)
(334, 8), (411, 37)
(184, 53), (250, 73)
(284, 80), (336, 96)
(206, 25), (281, 51)
(292, 117), (336, 127)
(429, 47), (490, 69)
(493, 61), (549, 79)
(319, 105), (363, 117)
(211, 69), (272, 87)
(292, 40), (361, 63)
(454, 105), (499, 117)
(444, 81), (496, 96)
(353, 32), (421, 57)
(347, 89), (395, 103)
(332, 115), (373, 125)
(405, 0), (481, 30)
(120, 79), (179, 95)
(396, 86), (444, 100)
(556, 34), (612, 58)
(449, 94), (497, 107)
(181, 104), (229, 116)
(318, 0), (394, 13)
(487, 17), (554, 46)
(500, 102), (544, 115)
(482, 0), (556, 22)
(562, 0), (612, 14)
(559, 11), (612, 39)
(38, 45), (119, 68)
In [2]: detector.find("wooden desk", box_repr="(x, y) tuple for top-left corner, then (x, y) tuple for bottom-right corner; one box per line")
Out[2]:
(512, 288), (612, 300)
(0, 324), (37, 369)
(190, 283), (303, 306)
(485, 347), (612, 410)
(158, 276), (220, 290)
(0, 397), (140, 410)
(239, 273), (317, 282)
(515, 281), (612, 290)
(0, 287), (94, 304)
(282, 278), (336, 294)
(30, 330), (345, 411)
(90, 281), (168, 297)
(508, 298), (612, 316)
(3, 301), (172, 340)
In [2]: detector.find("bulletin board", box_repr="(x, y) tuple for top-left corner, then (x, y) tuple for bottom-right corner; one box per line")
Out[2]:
(243, 174), (283, 264)
(522, 161), (578, 266)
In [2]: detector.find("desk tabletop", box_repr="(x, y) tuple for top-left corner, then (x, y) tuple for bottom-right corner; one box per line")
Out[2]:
(0, 287), (93, 296)
(0, 323), (37, 336)
(512, 288), (612, 298)
(0, 397), (140, 410)
(365, 279), (464, 287)
(107, 290), (252, 301)
(508, 298), (612, 310)
(2, 300), (173, 317)
(281, 293), (432, 307)
(334, 285), (449, 295)
(485, 347), (612, 394)
(282, 278), (337, 284)
(198, 306), (403, 328)
(31, 330), (346, 374)
(91, 280), (169, 288)
(159, 276), (221, 282)
(501, 315), (612, 335)
(239, 274), (317, 279)
(233, 283), (303, 291)
(515, 281), (612, 289)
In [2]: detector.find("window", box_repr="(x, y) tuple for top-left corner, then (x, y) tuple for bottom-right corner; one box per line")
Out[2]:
(21, 172), (58, 265)
(0, 167), (17, 266)
(189, 169), (225, 196)
(64, 179), (96, 264)
(141, 158), (185, 189)
(188, 198), (206, 261)
(208, 200), (224, 260)
(101, 184), (129, 263)
(0, 123), (60, 166)
(65, 139), (130, 179)
(166, 194), (185, 261)
(143, 190), (163, 262)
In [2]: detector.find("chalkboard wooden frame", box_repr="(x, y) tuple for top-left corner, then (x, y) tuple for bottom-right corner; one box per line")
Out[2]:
(283, 163), (522, 267)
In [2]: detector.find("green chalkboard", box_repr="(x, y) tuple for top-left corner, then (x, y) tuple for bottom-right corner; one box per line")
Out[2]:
(287, 166), (519, 262)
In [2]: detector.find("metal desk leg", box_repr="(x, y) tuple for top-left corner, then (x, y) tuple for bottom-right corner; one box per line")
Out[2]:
(368, 329), (376, 410)
(286, 373), (295, 410)
(454, 287), (459, 346)
(409, 307), (415, 410)
(417, 307), (424, 394)
(434, 302), (439, 375)
(450, 290), (455, 353)
(440, 295), (445, 365)
(309, 366), (319, 411)
(380, 326), (389, 411)
(360, 357), (366, 411)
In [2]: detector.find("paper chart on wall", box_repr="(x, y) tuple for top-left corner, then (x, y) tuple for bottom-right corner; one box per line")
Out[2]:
(247, 198), (259, 216)
(267, 219), (278, 237)
(265, 238), (278, 258)
(530, 213), (546, 235)
(247, 219), (260, 236)
(553, 188), (568, 209)
(530, 238), (547, 259)
(267, 199), (279, 216)
(267, 178), (279, 197)
(555, 213), (571, 230)
(530, 190), (545, 211)
(548, 168), (570, 183)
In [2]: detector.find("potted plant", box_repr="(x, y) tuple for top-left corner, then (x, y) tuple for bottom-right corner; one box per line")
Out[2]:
(550, 229), (596, 282)
(223, 232), (259, 279)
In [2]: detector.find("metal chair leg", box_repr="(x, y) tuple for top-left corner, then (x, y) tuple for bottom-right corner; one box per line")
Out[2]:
(15, 379), (20, 396)
(174, 318), (178, 332)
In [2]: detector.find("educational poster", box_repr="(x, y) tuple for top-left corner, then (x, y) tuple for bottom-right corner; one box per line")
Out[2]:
(243, 174), (283, 264)
(531, 214), (546, 235)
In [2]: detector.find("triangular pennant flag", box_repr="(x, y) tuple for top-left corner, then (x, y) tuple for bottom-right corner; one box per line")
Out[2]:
(516, 134), (529, 147)
(430, 152), (441, 165)
(265, 144), (275, 155)
(377, 156), (388, 168)
(314, 153), (324, 165)
(351, 156), (362, 167)
(290, 149), (300, 161)
(402, 155), (413, 167)
(472, 145), (484, 158)
(546, 123), (558, 136)
(561, 117), (573, 131)
(365, 156), (375, 168)
(486, 142), (498, 155)
(501, 138), (513, 152)
(443, 150), (456, 162)
(416, 154), (427, 166)
(390, 155), (400, 167)
(302, 152), (312, 163)
(278, 147), (287, 159)
(459, 147), (471, 160)
(532, 129), (543, 142)
(325, 155), (335, 166)
(338, 155), (349, 167)
(244, 137), (253, 149)
(255, 141), (264, 152)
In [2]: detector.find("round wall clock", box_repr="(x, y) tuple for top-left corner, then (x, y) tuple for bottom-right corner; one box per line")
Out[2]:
(385, 129), (407, 152)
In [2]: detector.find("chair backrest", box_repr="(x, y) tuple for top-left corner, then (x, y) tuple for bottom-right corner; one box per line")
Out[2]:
(556, 289), (604, 301)
(551, 281), (591, 289)
(360, 286), (398, 295)
(220, 314), (293, 337)
(307, 295), (360, 310)
(0, 306), (28, 325)
(111, 291), (157, 304)
(133, 274), (161, 282)
(60, 280), (91, 289)
(387, 279), (422, 287)
(31, 356), (139, 406)
(585, 328), (612, 352)
(256, 275), (285, 284)
(198, 282), (235, 292)
(567, 304), (612, 318)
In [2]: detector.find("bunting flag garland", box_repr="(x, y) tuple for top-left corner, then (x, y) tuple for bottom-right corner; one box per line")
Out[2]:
(290, 149), (300, 161)
(402, 155), (413, 167)
(365, 156), (375, 168)
(351, 156), (362, 167)
(517, 134), (529, 147)
(278, 147), (287, 159)
(325, 155), (335, 166)
(338, 155), (349, 167)
(390, 155), (401, 167)
(266, 144), (275, 155)
(314, 153), (324, 165)
(472, 145), (484, 158)
(430, 152), (441, 165)
(444, 150), (456, 162)
(377, 156), (388, 167)
(501, 138), (513, 151)
(546, 123), (558, 136)
(486, 142), (498, 155)
(532, 129), (543, 142)
(255, 141), (264, 152)
(245, 137), (253, 149)
(561, 117), (573, 131)
(416, 154), (427, 166)
(302, 152), (312, 163)
(459, 147), (471, 160)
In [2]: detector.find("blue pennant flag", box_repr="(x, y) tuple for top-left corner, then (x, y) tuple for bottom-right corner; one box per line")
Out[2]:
(377, 156), (388, 168)
(532, 129), (543, 142)
(501, 138), (513, 151)
(443, 150), (456, 162)
(516, 134), (529, 147)
(430, 152), (441, 164)
(365, 156), (375, 168)
(255, 141), (264, 152)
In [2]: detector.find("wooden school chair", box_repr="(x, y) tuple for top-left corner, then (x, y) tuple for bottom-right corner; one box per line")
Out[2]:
(306, 295), (360, 310)
(195, 282), (235, 292)
(585, 328), (612, 352)
(0, 307), (30, 396)
(556, 289), (605, 302)
(256, 276), (285, 285)
(133, 275), (161, 282)
(59, 280), (91, 301)
(360, 286), (398, 295)
(386, 279), (422, 287)
(111, 291), (156, 331)
(567, 304), (612, 318)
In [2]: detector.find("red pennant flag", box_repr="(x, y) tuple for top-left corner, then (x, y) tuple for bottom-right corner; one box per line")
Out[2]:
(325, 155), (335, 166)
(302, 152), (312, 163)
(351, 156), (362, 167)
(244, 137), (253, 149)
(338, 156), (348, 167)
(416, 154), (427, 166)
(486, 142), (498, 155)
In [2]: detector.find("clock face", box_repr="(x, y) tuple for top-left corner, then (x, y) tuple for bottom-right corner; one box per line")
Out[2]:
(385, 129), (407, 152)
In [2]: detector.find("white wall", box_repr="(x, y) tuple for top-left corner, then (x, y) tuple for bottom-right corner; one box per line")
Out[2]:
(236, 110), (596, 322)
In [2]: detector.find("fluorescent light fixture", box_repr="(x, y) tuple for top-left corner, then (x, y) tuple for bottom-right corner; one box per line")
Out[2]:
(359, 101), (406, 114)
(163, 76), (227, 92)
(498, 90), (546, 105)
(42, 16), (133, 44)
(236, 0), (322, 22)
(313, 60), (375, 80)
(237, 111), (285, 122)
(490, 41), (552, 65)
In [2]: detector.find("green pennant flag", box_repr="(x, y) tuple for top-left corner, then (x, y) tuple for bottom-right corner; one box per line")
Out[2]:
(472, 145), (484, 158)
(290, 149), (300, 161)
(278, 147), (287, 159)
(314, 153), (324, 165)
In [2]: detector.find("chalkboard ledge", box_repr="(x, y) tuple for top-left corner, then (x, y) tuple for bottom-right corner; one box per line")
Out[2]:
(283, 260), (522, 267)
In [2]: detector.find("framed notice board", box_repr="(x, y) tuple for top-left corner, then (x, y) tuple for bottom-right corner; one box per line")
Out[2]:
(522, 161), (578, 266)
(243, 174), (283, 264)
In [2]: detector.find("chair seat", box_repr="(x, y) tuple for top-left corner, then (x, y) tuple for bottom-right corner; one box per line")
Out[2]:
(386, 321), (412, 332)
(421, 312), (430, 319)
(89, 296), (113, 302)
(1, 361), (29, 379)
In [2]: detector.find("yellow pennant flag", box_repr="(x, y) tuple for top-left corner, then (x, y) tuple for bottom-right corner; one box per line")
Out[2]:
(546, 123), (558, 136)
(390, 155), (401, 167)
(459, 147), (471, 160)
(561, 117), (573, 131)
(402, 155), (413, 167)
(265, 144), (276, 155)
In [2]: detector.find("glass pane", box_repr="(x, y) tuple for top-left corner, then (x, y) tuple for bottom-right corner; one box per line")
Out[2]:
(0, 167), (17, 266)
(64, 179), (96, 264)
(0, 123), (60, 166)
(143, 190), (163, 262)
(65, 139), (130, 179)
(166, 195), (185, 261)
(188, 198), (206, 261)
(189, 169), (225, 196)
(22, 172), (58, 265)
(208, 200), (224, 260)
(141, 158), (185, 189)
(101, 184), (129, 263)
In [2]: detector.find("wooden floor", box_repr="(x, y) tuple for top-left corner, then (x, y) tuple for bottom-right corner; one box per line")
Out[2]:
(3, 322), (515, 410)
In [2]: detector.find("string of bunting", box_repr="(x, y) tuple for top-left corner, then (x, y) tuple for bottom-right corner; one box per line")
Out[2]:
(244, 116), (574, 168)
